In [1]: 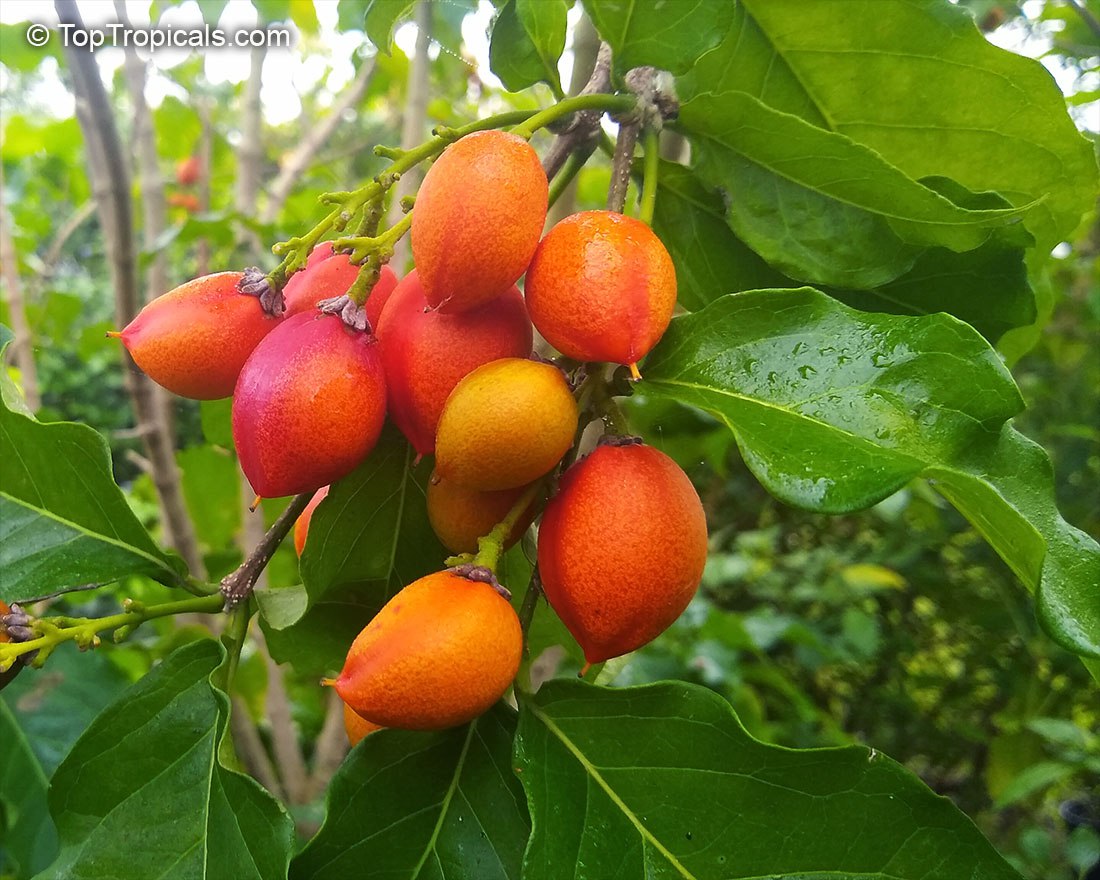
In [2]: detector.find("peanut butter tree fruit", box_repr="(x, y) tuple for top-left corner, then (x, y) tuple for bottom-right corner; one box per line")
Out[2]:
(233, 313), (386, 498)
(376, 270), (533, 456)
(538, 440), (708, 667)
(343, 702), (382, 746)
(283, 248), (398, 329)
(412, 130), (548, 313)
(175, 155), (201, 186)
(524, 211), (677, 374)
(427, 475), (536, 555)
(328, 569), (522, 730)
(113, 272), (280, 399)
(434, 358), (577, 491)
(293, 485), (330, 556)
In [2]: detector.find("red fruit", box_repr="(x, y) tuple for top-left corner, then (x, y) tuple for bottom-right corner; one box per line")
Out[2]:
(112, 272), (280, 399)
(293, 486), (330, 556)
(537, 441), (707, 667)
(176, 155), (201, 186)
(167, 192), (201, 213)
(524, 211), (677, 374)
(233, 313), (386, 498)
(306, 243), (335, 268)
(412, 130), (548, 313)
(283, 249), (399, 330)
(376, 270), (533, 456)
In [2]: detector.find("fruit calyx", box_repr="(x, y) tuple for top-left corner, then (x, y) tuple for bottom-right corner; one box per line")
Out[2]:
(448, 563), (511, 601)
(237, 267), (286, 317)
(317, 294), (370, 332)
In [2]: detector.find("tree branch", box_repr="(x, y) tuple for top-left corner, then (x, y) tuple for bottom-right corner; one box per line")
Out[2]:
(221, 492), (312, 606)
(0, 163), (40, 411)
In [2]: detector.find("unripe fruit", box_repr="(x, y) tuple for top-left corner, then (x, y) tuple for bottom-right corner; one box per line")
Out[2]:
(537, 441), (708, 667)
(283, 248), (398, 330)
(376, 271), (533, 456)
(112, 272), (280, 400)
(427, 475), (536, 555)
(524, 211), (677, 374)
(412, 130), (548, 313)
(176, 155), (201, 186)
(329, 569), (522, 730)
(343, 702), (382, 746)
(293, 486), (330, 556)
(233, 313), (386, 498)
(434, 358), (577, 491)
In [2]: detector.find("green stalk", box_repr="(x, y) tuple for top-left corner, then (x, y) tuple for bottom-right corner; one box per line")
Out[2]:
(639, 128), (660, 226)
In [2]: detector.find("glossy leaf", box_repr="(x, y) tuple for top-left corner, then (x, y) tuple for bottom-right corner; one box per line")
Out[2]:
(683, 0), (1097, 253)
(0, 700), (58, 878)
(581, 0), (734, 75)
(489, 0), (567, 94)
(644, 291), (1099, 658)
(678, 91), (1028, 289)
(291, 705), (529, 880)
(515, 680), (1023, 880)
(38, 640), (294, 880)
(365, 0), (416, 53)
(0, 340), (184, 601)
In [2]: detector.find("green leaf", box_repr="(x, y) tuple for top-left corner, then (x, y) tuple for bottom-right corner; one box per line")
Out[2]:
(0, 23), (62, 73)
(678, 91), (1028, 289)
(516, 680), (1022, 879)
(489, 0), (567, 94)
(37, 640), (294, 880)
(200, 398), (234, 448)
(291, 705), (529, 880)
(994, 760), (1075, 809)
(683, 0), (1098, 254)
(0, 358), (184, 601)
(365, 0), (416, 53)
(179, 445), (241, 552)
(927, 424), (1100, 657)
(644, 288), (1023, 513)
(0, 700), (58, 878)
(193, 0), (229, 27)
(581, 0), (734, 75)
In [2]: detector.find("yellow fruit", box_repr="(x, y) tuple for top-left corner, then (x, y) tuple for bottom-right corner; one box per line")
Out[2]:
(434, 358), (577, 491)
(427, 475), (536, 555)
(343, 702), (382, 746)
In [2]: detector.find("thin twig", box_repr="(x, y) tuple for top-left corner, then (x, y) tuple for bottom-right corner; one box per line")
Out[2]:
(221, 492), (313, 606)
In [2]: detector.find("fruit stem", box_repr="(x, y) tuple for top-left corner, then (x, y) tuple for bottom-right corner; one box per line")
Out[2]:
(221, 603), (251, 696)
(511, 93), (637, 141)
(472, 480), (546, 573)
(0, 593), (225, 670)
(221, 491), (314, 607)
(547, 149), (589, 209)
(638, 128), (660, 226)
(516, 565), (544, 643)
(606, 114), (641, 214)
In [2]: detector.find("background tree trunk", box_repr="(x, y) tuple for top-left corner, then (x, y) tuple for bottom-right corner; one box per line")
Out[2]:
(0, 164), (41, 412)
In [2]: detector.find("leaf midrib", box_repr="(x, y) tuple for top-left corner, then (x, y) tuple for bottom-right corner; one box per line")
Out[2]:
(409, 721), (478, 878)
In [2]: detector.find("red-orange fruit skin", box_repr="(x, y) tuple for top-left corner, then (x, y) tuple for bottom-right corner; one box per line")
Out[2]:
(376, 270), (533, 456)
(119, 272), (281, 400)
(233, 313), (386, 498)
(537, 444), (708, 665)
(412, 130), (548, 313)
(333, 570), (522, 730)
(343, 702), (382, 745)
(283, 249), (399, 330)
(426, 475), (536, 555)
(176, 155), (201, 186)
(524, 211), (677, 366)
(293, 485), (330, 556)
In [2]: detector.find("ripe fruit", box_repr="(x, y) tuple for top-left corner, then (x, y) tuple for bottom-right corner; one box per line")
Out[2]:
(176, 155), (201, 186)
(412, 130), (548, 313)
(427, 476), (536, 555)
(167, 192), (201, 213)
(282, 248), (398, 329)
(524, 211), (677, 375)
(111, 272), (281, 399)
(434, 358), (577, 491)
(293, 486), (330, 556)
(537, 440), (708, 668)
(233, 313), (386, 498)
(376, 271), (533, 456)
(343, 702), (382, 746)
(328, 569), (522, 730)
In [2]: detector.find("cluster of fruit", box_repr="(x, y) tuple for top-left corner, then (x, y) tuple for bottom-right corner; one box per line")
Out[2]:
(111, 129), (707, 742)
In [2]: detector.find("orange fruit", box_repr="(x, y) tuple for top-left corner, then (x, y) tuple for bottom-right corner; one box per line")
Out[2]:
(343, 702), (382, 746)
(293, 486), (330, 556)
(538, 440), (707, 667)
(328, 569), (522, 730)
(412, 130), (548, 313)
(524, 211), (676, 374)
(427, 475), (536, 555)
(434, 358), (577, 491)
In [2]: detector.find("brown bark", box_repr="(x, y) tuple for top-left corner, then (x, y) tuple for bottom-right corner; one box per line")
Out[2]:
(388, 0), (432, 271)
(55, 0), (203, 578)
(0, 164), (40, 411)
